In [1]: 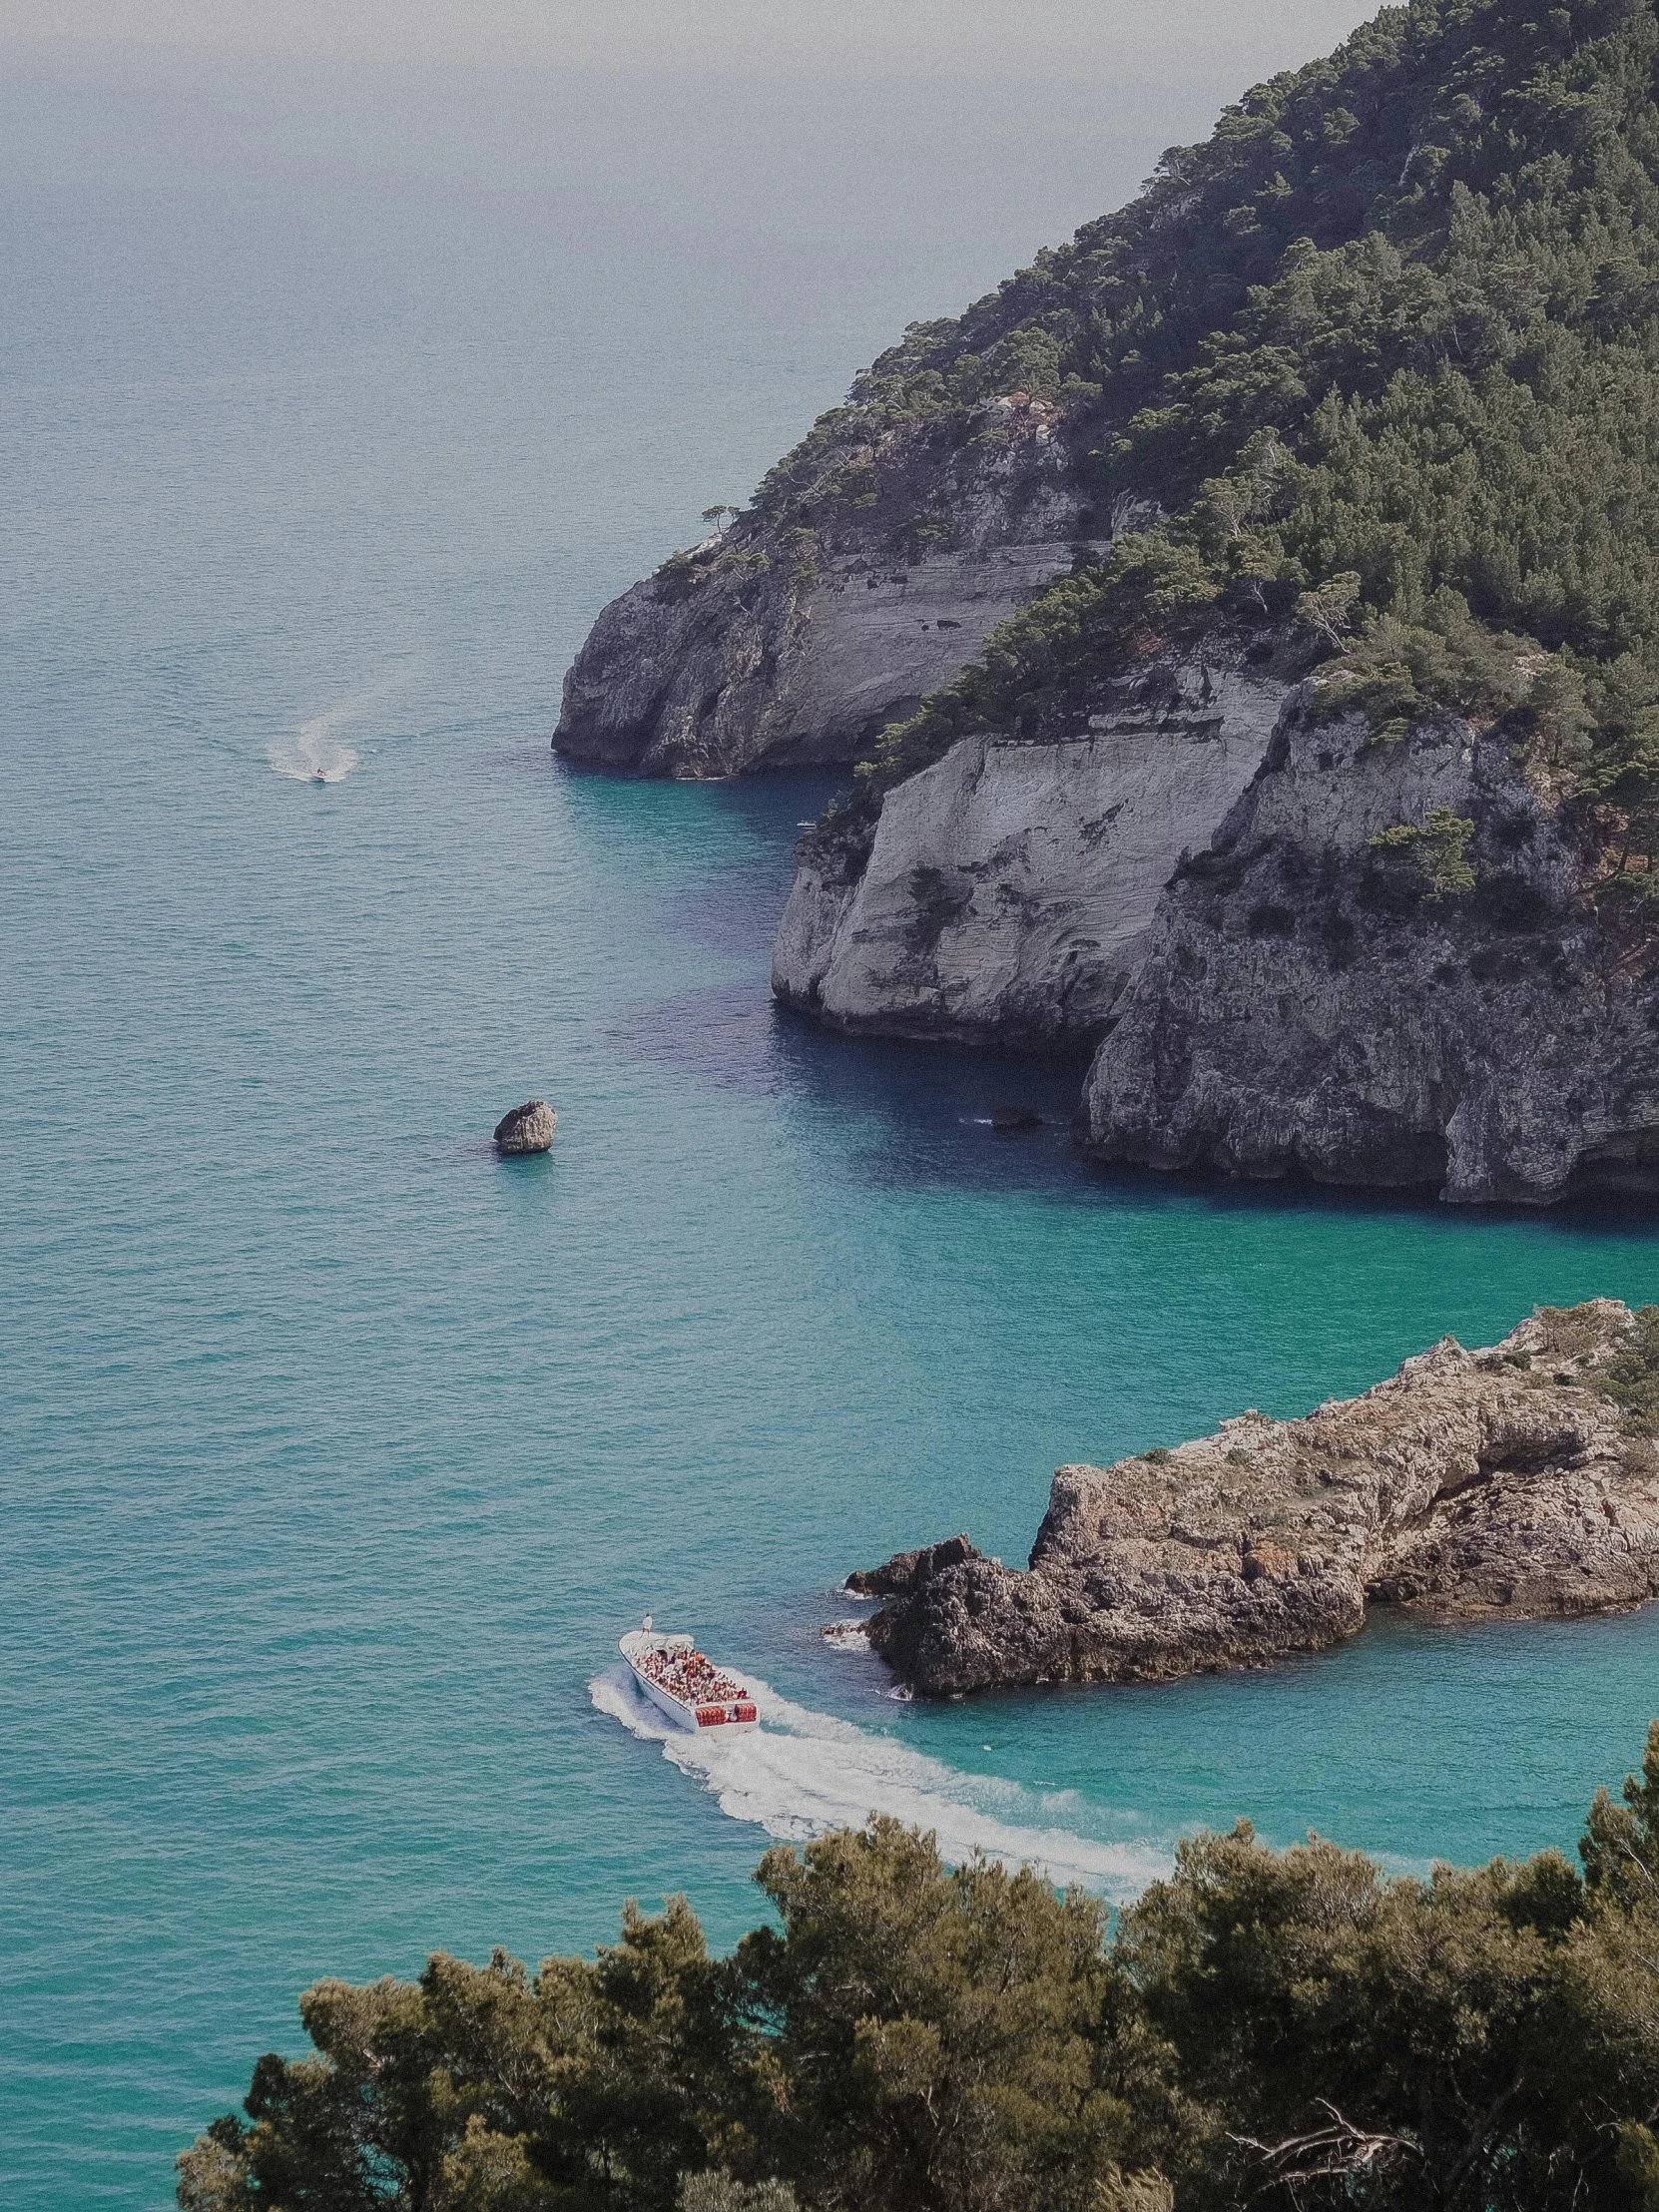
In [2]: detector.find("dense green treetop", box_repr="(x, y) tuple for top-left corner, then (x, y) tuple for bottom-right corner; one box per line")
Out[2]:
(181, 1723), (1659, 2211)
(761, 0), (1659, 505)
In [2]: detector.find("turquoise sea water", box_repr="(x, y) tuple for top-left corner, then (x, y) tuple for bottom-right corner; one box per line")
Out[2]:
(5, 39), (1659, 2211)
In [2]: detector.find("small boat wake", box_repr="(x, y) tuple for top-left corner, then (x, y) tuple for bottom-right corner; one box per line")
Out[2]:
(269, 701), (362, 784)
(589, 1663), (1168, 1899)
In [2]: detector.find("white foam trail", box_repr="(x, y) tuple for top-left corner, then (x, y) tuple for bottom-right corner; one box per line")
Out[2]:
(590, 1664), (1169, 1900)
(269, 701), (361, 784)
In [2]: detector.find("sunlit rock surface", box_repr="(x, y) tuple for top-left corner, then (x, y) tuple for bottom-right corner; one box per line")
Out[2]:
(773, 658), (1287, 1051)
(857, 1303), (1659, 1696)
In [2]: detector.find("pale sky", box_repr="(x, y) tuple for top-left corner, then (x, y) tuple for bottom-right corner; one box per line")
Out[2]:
(3, 0), (1379, 80)
(0, 0), (1386, 393)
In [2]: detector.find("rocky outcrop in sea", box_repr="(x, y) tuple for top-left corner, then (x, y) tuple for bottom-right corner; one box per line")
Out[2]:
(493, 1100), (557, 1155)
(852, 1302), (1659, 1697)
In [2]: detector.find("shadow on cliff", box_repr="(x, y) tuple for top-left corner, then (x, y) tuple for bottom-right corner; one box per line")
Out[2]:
(611, 976), (1088, 1198)
(603, 772), (1112, 1200)
(602, 772), (1659, 1229)
(615, 967), (1659, 1233)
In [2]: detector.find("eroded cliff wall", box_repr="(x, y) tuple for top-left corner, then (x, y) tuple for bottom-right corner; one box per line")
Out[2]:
(1078, 693), (1659, 1204)
(772, 658), (1287, 1051)
(553, 397), (1097, 777)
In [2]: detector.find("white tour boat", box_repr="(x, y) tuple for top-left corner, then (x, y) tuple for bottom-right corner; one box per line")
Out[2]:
(619, 1618), (759, 1732)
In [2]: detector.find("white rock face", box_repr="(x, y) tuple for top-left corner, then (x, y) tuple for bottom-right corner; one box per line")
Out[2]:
(766, 543), (1096, 764)
(554, 396), (1106, 777)
(773, 661), (1288, 1051)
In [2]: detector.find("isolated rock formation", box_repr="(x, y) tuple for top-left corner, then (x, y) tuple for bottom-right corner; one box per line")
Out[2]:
(773, 657), (1286, 1051)
(554, 398), (1101, 777)
(493, 1101), (557, 1155)
(1077, 692), (1659, 1204)
(853, 1302), (1659, 1697)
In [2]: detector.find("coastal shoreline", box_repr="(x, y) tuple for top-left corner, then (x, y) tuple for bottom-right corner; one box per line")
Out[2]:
(851, 1301), (1659, 1699)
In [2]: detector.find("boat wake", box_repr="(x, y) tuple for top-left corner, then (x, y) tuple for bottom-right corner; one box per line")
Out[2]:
(589, 1663), (1168, 1899)
(269, 701), (362, 784)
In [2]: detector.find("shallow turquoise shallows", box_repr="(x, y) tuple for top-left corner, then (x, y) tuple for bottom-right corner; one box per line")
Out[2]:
(6, 64), (1659, 2212)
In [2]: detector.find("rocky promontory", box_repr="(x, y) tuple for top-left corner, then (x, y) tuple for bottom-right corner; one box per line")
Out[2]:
(553, 397), (1099, 778)
(554, 1), (1659, 1202)
(853, 1302), (1659, 1697)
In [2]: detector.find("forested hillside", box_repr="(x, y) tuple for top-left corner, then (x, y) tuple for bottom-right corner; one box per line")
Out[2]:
(181, 1728), (1659, 2211)
(768, 0), (1659, 878)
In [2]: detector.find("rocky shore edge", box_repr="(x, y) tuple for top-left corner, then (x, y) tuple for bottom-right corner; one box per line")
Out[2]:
(846, 1301), (1659, 1698)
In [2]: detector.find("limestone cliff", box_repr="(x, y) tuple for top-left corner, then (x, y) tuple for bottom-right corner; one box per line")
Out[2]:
(555, 0), (1659, 1203)
(853, 1302), (1659, 1698)
(1077, 691), (1659, 1205)
(554, 397), (1099, 777)
(772, 657), (1287, 1050)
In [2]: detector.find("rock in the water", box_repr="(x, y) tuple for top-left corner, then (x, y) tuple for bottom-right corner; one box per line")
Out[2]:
(493, 1100), (556, 1155)
(853, 1303), (1659, 1697)
(990, 1107), (1043, 1133)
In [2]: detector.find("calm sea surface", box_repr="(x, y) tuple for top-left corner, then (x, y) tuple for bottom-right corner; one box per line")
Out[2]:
(4, 40), (1658, 2210)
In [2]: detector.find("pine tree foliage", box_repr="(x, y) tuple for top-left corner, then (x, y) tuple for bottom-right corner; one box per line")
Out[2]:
(759, 0), (1659, 830)
(179, 1730), (1659, 2212)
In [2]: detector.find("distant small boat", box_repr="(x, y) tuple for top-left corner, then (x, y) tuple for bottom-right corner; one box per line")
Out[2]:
(619, 1620), (759, 1731)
